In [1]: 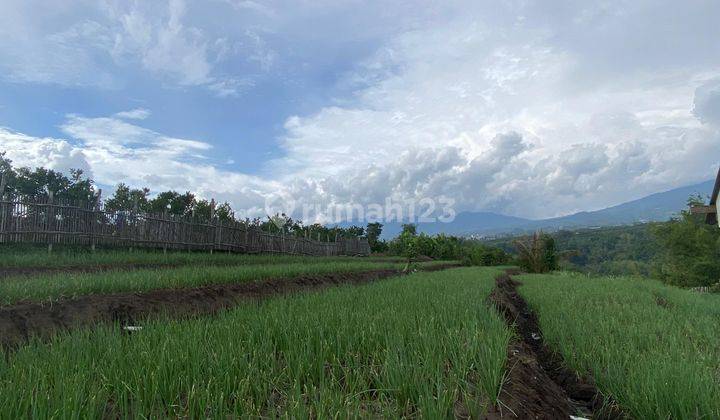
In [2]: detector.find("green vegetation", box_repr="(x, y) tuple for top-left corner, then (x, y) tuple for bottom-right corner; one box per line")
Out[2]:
(0, 267), (511, 418)
(0, 244), (397, 270)
(484, 224), (658, 276)
(519, 272), (720, 418)
(0, 259), (448, 305)
(652, 197), (720, 287)
(485, 203), (720, 287)
(387, 224), (510, 266)
(513, 232), (557, 273)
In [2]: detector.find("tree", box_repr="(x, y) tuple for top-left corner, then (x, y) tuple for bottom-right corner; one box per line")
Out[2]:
(652, 195), (720, 287)
(148, 191), (195, 216)
(105, 184), (150, 212)
(514, 231), (558, 273)
(64, 169), (97, 203)
(366, 222), (387, 253)
(401, 223), (417, 236)
(0, 152), (16, 198)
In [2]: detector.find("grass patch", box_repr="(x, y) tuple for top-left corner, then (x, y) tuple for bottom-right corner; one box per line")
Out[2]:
(0, 267), (510, 418)
(518, 272), (720, 419)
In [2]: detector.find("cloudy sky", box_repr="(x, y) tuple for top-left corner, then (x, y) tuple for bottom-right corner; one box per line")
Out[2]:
(1, 0), (719, 221)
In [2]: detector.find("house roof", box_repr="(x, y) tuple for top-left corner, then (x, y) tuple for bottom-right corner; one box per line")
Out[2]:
(708, 166), (720, 225)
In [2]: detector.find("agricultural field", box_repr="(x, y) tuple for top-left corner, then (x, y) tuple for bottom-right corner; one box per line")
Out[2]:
(0, 267), (511, 418)
(0, 257), (438, 305)
(518, 272), (720, 419)
(2, 242), (719, 419)
(0, 244), (402, 274)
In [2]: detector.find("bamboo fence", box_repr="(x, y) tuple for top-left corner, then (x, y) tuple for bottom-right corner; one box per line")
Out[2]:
(0, 197), (370, 256)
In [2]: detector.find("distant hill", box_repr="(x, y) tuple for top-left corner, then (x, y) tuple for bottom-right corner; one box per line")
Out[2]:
(525, 179), (715, 232)
(335, 179), (714, 239)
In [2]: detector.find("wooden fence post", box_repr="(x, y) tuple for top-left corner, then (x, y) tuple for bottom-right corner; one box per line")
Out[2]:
(209, 199), (216, 254)
(47, 191), (54, 254)
(0, 173), (6, 244)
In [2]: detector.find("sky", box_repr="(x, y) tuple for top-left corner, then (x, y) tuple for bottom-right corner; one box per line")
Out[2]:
(1, 0), (719, 222)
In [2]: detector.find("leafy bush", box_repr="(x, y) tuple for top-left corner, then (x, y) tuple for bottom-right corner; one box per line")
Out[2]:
(385, 225), (508, 265)
(462, 245), (511, 266)
(651, 196), (720, 287)
(513, 232), (557, 273)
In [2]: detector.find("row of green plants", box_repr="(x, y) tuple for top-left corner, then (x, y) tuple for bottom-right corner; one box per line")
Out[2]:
(519, 272), (720, 418)
(0, 259), (449, 305)
(0, 244), (400, 269)
(0, 267), (511, 418)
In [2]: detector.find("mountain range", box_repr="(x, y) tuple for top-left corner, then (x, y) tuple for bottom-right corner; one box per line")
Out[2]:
(350, 179), (715, 239)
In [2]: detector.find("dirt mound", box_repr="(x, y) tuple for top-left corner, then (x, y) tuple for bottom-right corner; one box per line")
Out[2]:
(488, 273), (625, 419)
(0, 264), (461, 350)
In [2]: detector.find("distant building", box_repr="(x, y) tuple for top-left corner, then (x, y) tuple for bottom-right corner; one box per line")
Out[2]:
(690, 167), (720, 226)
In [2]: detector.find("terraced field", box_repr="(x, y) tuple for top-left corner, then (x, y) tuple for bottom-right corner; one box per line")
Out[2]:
(0, 267), (510, 418)
(2, 245), (718, 418)
(518, 272), (720, 419)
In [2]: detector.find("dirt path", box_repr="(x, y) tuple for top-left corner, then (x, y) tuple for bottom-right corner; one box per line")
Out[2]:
(0, 263), (459, 349)
(487, 272), (625, 419)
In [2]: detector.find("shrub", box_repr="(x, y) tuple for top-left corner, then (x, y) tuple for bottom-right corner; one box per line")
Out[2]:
(514, 231), (557, 273)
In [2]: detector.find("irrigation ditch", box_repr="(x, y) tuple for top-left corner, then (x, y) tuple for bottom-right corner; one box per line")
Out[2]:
(488, 271), (626, 419)
(0, 263), (459, 349)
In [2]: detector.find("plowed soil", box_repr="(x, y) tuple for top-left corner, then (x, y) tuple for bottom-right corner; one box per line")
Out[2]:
(0, 263), (459, 349)
(488, 272), (625, 419)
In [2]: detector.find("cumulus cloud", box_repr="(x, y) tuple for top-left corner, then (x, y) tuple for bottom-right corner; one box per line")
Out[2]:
(0, 128), (91, 175)
(2, 1), (720, 221)
(263, 2), (720, 218)
(1, 114), (277, 218)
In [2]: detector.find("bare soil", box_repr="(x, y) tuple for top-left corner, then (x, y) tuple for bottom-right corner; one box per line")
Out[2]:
(0, 263), (459, 349)
(488, 272), (626, 419)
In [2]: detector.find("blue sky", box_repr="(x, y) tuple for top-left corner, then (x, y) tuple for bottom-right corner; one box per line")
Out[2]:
(1, 0), (720, 221)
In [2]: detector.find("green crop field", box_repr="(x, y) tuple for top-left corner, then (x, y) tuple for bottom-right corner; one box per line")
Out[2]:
(0, 259), (453, 305)
(519, 272), (720, 419)
(0, 244), (401, 270)
(0, 267), (511, 418)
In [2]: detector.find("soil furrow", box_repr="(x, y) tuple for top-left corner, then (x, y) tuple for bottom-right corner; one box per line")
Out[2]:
(0, 263), (459, 350)
(487, 272), (626, 419)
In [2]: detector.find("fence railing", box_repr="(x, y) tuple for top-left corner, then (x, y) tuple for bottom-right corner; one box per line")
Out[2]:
(0, 198), (370, 256)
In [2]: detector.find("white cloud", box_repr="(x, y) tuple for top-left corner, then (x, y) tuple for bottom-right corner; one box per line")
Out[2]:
(262, 4), (720, 219)
(0, 0), (244, 95)
(2, 1), (720, 221)
(1, 114), (277, 217)
(114, 108), (151, 120)
(0, 128), (91, 175)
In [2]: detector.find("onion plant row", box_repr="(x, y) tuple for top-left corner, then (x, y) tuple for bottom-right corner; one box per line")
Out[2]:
(0, 267), (511, 418)
(0, 260), (451, 305)
(0, 244), (401, 269)
(518, 272), (720, 419)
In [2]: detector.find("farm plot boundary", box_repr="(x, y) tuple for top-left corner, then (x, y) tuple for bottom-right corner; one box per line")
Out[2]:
(0, 263), (459, 349)
(488, 272), (625, 419)
(0, 198), (369, 256)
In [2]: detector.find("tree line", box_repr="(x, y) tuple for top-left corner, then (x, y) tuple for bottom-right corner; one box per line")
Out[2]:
(0, 153), (370, 242)
(485, 195), (720, 288)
